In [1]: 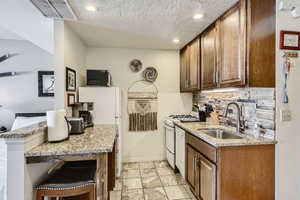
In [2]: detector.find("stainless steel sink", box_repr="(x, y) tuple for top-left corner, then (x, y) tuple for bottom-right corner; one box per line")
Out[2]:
(197, 128), (243, 139)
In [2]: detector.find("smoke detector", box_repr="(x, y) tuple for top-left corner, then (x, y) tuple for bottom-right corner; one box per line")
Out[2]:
(30, 0), (77, 20)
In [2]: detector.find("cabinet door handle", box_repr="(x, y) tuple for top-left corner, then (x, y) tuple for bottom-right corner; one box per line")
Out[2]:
(215, 71), (219, 84)
(197, 157), (200, 167)
(214, 72), (216, 83)
(193, 156), (196, 169)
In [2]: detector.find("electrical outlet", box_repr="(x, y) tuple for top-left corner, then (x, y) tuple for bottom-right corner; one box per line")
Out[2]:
(281, 109), (292, 122)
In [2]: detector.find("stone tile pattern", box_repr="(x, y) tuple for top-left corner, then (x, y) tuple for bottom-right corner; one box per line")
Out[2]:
(110, 161), (196, 200)
(193, 88), (275, 140)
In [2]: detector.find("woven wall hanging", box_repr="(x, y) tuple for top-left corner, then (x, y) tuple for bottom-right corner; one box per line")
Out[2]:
(127, 80), (158, 132)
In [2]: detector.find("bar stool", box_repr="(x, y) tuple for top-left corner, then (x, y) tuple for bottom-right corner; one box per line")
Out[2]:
(36, 161), (96, 200)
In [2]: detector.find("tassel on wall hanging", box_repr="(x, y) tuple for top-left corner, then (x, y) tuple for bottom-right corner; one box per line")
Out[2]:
(127, 80), (158, 131)
(282, 52), (298, 104)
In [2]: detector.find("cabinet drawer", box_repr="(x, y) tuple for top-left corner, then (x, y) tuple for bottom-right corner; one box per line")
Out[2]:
(186, 133), (217, 163)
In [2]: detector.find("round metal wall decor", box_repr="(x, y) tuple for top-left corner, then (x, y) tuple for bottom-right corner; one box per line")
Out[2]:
(129, 59), (143, 72)
(143, 67), (158, 82)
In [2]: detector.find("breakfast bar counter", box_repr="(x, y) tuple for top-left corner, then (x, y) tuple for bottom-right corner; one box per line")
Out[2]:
(25, 124), (118, 200)
(25, 125), (117, 157)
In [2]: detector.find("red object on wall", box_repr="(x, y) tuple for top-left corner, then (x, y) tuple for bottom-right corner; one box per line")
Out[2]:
(280, 30), (300, 50)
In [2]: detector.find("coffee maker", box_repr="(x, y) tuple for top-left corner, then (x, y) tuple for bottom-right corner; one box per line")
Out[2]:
(79, 102), (94, 128)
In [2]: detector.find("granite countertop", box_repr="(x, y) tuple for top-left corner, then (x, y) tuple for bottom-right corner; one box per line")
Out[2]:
(25, 125), (117, 157)
(175, 122), (277, 147)
(0, 121), (47, 139)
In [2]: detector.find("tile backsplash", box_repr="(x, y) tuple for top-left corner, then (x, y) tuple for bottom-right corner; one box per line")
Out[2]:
(193, 88), (275, 140)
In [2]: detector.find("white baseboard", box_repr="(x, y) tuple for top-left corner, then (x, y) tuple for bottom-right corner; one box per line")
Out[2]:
(123, 155), (166, 163)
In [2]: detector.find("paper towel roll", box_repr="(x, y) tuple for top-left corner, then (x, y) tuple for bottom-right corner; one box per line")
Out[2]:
(47, 109), (69, 142)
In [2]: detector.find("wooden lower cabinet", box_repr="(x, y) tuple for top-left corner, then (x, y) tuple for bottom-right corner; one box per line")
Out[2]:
(186, 133), (275, 200)
(199, 153), (216, 200)
(107, 142), (116, 192)
(186, 144), (197, 191)
(186, 144), (216, 200)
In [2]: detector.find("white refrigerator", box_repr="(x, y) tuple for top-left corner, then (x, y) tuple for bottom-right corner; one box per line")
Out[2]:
(79, 87), (122, 177)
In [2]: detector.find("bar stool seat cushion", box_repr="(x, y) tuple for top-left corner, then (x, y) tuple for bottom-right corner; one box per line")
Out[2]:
(36, 164), (96, 191)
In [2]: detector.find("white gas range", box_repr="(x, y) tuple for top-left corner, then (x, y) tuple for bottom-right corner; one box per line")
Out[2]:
(164, 114), (199, 175)
(164, 114), (200, 126)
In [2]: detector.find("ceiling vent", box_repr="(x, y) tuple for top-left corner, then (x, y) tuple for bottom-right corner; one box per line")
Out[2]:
(30, 0), (77, 20)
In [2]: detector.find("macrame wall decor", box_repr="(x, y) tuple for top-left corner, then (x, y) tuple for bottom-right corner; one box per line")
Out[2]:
(127, 80), (158, 132)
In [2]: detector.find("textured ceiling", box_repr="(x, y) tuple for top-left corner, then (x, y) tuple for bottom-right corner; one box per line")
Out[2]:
(67, 0), (238, 50)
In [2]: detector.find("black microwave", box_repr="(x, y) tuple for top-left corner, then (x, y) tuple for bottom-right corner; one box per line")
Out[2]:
(86, 70), (112, 87)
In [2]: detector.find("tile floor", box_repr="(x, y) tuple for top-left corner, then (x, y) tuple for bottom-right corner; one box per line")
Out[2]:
(110, 161), (197, 200)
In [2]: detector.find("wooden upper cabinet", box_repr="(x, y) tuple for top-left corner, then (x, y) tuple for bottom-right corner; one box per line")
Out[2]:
(180, 47), (190, 92)
(218, 1), (246, 88)
(247, 0), (276, 87)
(201, 25), (218, 90)
(180, 38), (201, 92)
(180, 0), (275, 92)
(189, 38), (201, 90)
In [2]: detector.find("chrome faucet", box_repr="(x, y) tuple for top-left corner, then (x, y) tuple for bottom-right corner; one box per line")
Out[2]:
(224, 102), (245, 133)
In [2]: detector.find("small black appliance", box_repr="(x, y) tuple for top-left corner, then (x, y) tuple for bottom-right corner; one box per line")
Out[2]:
(86, 70), (111, 87)
(79, 111), (94, 128)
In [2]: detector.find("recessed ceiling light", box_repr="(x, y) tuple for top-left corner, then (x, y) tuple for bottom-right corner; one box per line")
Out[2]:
(173, 39), (180, 44)
(193, 13), (204, 20)
(85, 5), (97, 12)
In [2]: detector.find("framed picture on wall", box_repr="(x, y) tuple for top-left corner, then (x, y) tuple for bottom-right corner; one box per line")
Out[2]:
(67, 93), (76, 107)
(38, 71), (55, 97)
(280, 30), (300, 50)
(66, 67), (76, 92)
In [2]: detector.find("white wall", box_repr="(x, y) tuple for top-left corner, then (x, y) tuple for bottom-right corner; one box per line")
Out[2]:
(54, 21), (87, 112)
(0, 26), (23, 41)
(64, 24), (87, 91)
(276, 1), (300, 199)
(0, 0), (54, 54)
(0, 40), (54, 199)
(86, 48), (192, 162)
(54, 21), (66, 110)
(0, 40), (54, 130)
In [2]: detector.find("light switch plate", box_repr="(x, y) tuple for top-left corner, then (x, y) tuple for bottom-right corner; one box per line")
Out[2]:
(281, 109), (292, 121)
